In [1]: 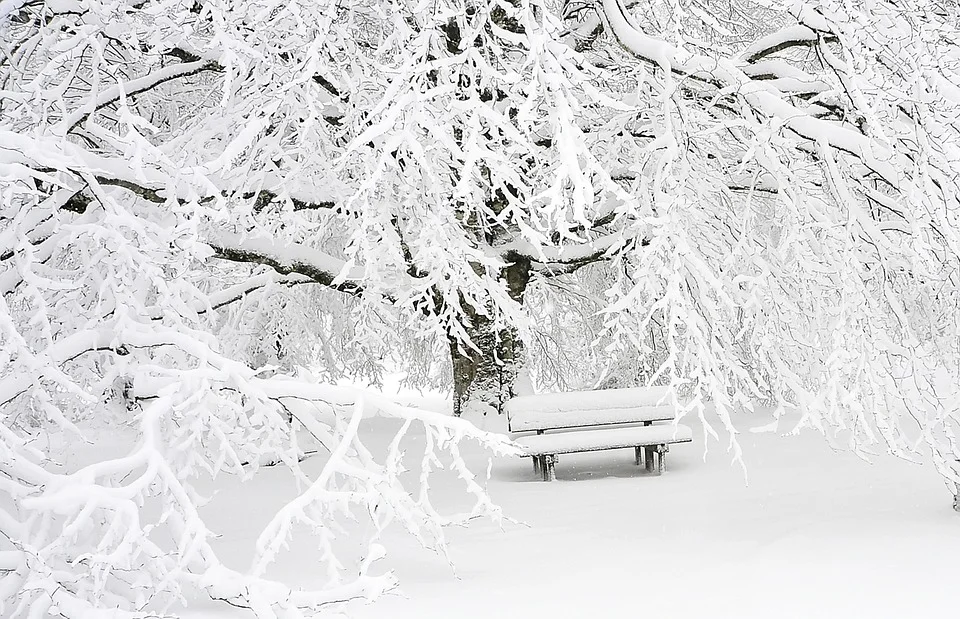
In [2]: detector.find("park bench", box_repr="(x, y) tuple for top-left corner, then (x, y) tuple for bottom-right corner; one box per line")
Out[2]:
(505, 387), (692, 482)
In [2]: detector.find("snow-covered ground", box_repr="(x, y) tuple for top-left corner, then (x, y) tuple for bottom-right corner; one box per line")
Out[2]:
(184, 383), (959, 619)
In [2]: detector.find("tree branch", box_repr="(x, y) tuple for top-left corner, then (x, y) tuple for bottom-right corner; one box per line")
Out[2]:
(1, 168), (354, 300)
(599, 0), (910, 194)
(740, 25), (837, 64)
(64, 59), (221, 132)
(206, 232), (364, 295)
(497, 230), (633, 276)
(247, 189), (336, 213)
(145, 272), (316, 321)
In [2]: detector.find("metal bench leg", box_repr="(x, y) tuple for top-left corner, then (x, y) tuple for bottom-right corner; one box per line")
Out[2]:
(655, 444), (668, 475)
(634, 446), (642, 466)
(543, 454), (557, 481)
(533, 455), (541, 476)
(644, 446), (655, 473)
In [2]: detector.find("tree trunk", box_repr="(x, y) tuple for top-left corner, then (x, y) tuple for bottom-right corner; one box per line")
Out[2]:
(450, 254), (530, 416)
(450, 317), (524, 417)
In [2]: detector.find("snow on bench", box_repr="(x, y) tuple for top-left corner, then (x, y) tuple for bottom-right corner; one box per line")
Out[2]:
(504, 387), (691, 481)
(515, 424), (693, 456)
(505, 386), (672, 433)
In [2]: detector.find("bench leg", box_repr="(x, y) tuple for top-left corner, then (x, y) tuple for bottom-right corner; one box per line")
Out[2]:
(655, 444), (668, 475)
(644, 446), (655, 473)
(542, 454), (557, 481)
(641, 423), (654, 469)
(634, 446), (643, 466)
(533, 456), (541, 476)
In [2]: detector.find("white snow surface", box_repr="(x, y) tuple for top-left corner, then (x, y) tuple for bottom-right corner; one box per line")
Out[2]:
(513, 423), (692, 455)
(172, 381), (960, 619)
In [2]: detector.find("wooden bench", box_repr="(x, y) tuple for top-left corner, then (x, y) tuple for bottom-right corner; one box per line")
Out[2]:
(505, 387), (692, 481)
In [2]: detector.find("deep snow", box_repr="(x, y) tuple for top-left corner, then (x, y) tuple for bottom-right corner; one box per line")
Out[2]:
(183, 383), (959, 619)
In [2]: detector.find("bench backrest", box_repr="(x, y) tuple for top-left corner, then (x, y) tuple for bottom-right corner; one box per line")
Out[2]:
(504, 387), (675, 433)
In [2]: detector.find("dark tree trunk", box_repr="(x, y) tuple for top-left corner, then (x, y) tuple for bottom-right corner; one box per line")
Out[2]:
(448, 316), (521, 417)
(438, 2), (532, 417)
(450, 254), (531, 417)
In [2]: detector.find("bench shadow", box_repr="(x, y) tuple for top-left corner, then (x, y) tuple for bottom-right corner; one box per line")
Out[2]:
(493, 448), (694, 483)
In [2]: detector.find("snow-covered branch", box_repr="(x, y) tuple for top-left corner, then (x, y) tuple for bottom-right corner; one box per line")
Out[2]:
(207, 232), (365, 295)
(740, 24), (833, 63)
(63, 59), (222, 132)
(600, 0), (907, 190)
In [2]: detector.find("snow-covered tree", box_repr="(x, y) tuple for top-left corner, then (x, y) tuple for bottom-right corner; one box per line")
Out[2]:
(2, 0), (960, 616)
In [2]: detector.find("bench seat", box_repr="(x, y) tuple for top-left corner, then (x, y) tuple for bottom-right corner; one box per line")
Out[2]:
(513, 423), (692, 456)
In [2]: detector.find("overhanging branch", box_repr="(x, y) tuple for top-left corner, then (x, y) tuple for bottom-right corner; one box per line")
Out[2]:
(598, 0), (909, 194)
(740, 25), (837, 64)
(64, 59), (222, 132)
(206, 232), (364, 296)
(5, 168), (360, 299)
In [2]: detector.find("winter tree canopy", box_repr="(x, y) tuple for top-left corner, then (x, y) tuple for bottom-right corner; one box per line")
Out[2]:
(2, 0), (959, 616)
